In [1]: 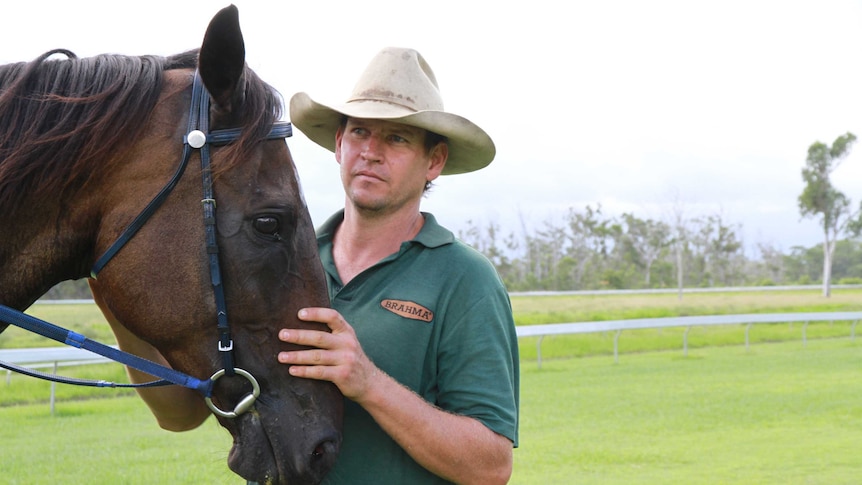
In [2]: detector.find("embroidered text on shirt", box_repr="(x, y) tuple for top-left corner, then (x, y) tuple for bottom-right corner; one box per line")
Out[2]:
(380, 299), (434, 323)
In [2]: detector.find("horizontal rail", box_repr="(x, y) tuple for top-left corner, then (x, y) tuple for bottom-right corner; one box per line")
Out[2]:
(0, 346), (115, 365)
(0, 347), (118, 415)
(516, 311), (862, 367)
(515, 312), (862, 337)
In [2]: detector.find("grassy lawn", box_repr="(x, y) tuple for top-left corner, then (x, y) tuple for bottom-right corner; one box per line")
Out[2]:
(0, 397), (236, 484)
(514, 338), (862, 484)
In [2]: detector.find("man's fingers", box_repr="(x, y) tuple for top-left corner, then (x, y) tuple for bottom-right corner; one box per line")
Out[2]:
(286, 364), (329, 380)
(278, 347), (331, 364)
(298, 307), (349, 333)
(279, 327), (331, 348)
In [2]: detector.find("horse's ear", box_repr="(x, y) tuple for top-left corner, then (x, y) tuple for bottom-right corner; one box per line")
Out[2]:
(198, 4), (245, 112)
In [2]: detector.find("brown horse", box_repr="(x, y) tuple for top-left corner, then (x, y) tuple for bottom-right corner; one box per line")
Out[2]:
(0, 5), (341, 484)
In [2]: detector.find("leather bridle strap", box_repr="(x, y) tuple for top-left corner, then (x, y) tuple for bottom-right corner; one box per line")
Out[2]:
(185, 72), (290, 377)
(188, 69), (235, 375)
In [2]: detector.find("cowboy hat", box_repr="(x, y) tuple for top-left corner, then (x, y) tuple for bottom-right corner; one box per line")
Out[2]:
(289, 47), (496, 174)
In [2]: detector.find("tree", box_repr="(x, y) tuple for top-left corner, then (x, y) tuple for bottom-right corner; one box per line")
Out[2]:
(620, 213), (671, 286)
(563, 205), (610, 289)
(798, 132), (859, 297)
(691, 213), (744, 287)
(460, 218), (519, 288)
(664, 191), (690, 299)
(752, 241), (786, 285)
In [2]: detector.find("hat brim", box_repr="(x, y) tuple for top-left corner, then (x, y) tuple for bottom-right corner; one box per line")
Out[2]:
(290, 92), (496, 175)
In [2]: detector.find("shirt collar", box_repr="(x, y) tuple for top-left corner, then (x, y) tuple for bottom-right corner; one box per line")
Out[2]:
(316, 210), (454, 249)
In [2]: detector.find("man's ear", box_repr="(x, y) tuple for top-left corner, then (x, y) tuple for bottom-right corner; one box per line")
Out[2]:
(334, 124), (345, 165)
(426, 142), (448, 181)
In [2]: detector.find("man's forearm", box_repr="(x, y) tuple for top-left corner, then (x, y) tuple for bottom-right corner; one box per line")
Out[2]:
(357, 371), (513, 485)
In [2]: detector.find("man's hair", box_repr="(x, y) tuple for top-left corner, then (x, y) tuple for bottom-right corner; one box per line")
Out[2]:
(423, 131), (447, 192)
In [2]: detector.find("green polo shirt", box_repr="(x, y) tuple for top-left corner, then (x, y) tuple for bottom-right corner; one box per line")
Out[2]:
(319, 211), (519, 485)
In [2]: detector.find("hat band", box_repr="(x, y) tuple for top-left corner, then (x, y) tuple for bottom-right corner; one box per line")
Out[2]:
(347, 94), (444, 113)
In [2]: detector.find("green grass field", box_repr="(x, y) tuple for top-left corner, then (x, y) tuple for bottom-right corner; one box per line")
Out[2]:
(2, 289), (861, 483)
(515, 338), (862, 484)
(0, 397), (237, 484)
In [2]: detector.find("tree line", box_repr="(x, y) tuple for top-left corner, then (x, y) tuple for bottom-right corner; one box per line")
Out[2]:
(458, 205), (862, 292)
(456, 130), (862, 294)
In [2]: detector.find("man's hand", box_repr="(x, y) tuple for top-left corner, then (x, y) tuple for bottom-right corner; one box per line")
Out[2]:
(277, 307), (380, 402)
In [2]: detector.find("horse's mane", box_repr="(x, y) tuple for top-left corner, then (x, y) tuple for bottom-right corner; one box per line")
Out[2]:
(0, 49), (283, 213)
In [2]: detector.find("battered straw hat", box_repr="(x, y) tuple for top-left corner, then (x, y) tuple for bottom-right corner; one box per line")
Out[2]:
(289, 47), (496, 174)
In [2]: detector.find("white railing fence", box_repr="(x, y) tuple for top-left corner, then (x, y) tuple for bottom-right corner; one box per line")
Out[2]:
(516, 311), (862, 367)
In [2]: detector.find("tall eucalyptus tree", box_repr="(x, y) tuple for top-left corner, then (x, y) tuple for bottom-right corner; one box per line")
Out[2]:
(798, 132), (858, 297)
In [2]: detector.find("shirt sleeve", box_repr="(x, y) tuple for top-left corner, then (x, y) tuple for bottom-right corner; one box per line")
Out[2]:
(434, 262), (520, 447)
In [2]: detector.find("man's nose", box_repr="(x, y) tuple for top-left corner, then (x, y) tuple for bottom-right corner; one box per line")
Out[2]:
(361, 134), (383, 160)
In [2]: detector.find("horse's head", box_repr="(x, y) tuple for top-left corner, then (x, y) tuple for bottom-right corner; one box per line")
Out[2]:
(88, 6), (342, 484)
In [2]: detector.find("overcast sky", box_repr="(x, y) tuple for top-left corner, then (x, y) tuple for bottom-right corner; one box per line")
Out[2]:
(3, 1), (861, 254)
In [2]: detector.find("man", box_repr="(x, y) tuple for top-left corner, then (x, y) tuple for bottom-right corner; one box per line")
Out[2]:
(92, 47), (519, 484)
(284, 47), (519, 484)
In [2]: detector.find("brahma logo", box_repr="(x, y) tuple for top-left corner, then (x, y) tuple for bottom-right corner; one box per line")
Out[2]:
(380, 299), (434, 323)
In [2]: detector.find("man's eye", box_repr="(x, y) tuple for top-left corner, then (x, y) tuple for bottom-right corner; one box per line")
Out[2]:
(253, 216), (280, 236)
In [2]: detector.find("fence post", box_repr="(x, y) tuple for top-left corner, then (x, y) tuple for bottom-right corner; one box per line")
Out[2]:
(536, 335), (544, 369)
(745, 323), (752, 351)
(50, 361), (58, 416)
(683, 326), (691, 356)
(614, 330), (622, 364)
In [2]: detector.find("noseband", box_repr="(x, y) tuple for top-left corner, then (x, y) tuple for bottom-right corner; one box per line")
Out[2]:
(88, 70), (292, 418)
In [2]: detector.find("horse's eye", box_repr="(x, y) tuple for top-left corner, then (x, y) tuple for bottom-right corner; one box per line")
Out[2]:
(253, 216), (280, 236)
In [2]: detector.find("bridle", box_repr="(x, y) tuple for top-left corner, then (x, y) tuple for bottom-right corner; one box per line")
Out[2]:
(0, 70), (292, 419)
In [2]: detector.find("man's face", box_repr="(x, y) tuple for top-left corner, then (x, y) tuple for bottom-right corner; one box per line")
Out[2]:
(334, 117), (447, 215)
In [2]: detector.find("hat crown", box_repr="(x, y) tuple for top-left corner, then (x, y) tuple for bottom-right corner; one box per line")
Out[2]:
(347, 47), (443, 112)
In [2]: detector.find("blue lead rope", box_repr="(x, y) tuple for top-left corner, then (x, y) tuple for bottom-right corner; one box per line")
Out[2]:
(0, 304), (213, 396)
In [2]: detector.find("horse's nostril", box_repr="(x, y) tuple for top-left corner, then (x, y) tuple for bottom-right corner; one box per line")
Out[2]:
(312, 444), (325, 458)
(311, 438), (338, 460)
